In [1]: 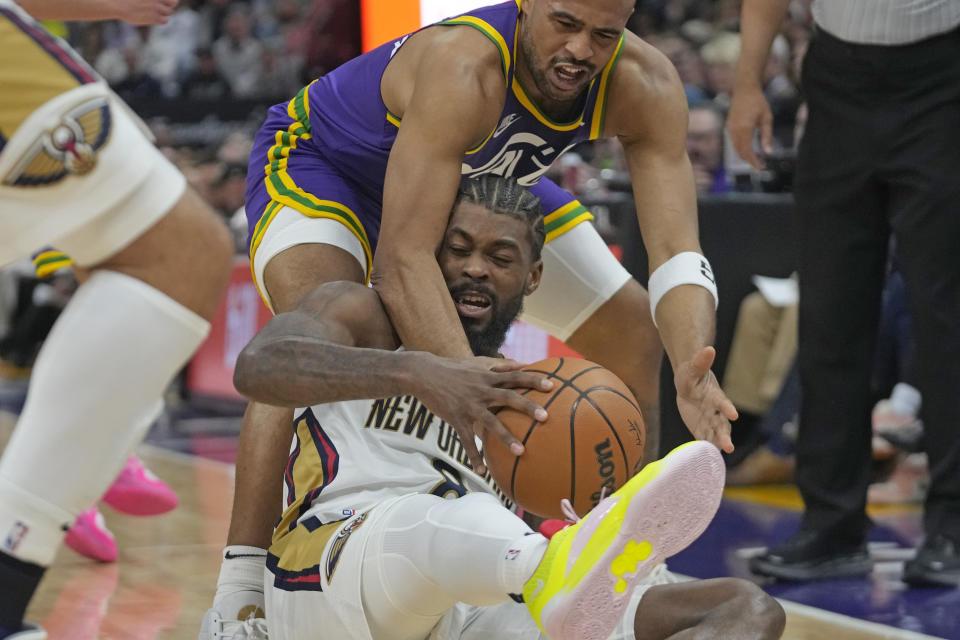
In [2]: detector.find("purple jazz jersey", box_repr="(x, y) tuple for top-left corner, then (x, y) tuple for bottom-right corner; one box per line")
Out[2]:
(245, 0), (623, 262)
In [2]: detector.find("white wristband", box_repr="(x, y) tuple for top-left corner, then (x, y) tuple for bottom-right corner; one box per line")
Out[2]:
(648, 252), (718, 327)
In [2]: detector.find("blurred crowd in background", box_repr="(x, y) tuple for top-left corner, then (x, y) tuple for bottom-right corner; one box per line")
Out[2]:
(63, 0), (360, 102)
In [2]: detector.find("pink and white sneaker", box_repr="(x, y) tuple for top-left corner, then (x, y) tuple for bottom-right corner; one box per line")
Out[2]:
(102, 456), (178, 516)
(65, 508), (117, 563)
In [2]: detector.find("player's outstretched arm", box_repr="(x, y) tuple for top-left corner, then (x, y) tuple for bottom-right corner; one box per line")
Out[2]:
(17, 0), (178, 25)
(234, 282), (552, 446)
(728, 0), (792, 169)
(606, 39), (737, 452)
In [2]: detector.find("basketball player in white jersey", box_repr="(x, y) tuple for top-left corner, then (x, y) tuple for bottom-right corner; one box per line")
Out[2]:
(231, 176), (786, 640)
(0, 1), (233, 637)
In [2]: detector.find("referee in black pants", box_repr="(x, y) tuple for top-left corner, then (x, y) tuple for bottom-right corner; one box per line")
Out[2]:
(728, 0), (960, 585)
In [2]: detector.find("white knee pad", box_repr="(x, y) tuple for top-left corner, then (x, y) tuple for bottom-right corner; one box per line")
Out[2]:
(372, 493), (542, 610)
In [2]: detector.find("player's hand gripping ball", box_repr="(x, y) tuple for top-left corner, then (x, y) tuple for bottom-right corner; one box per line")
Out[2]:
(483, 357), (646, 519)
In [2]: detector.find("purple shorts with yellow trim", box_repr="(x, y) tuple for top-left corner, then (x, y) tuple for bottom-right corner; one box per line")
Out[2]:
(245, 87), (379, 281)
(245, 87), (594, 285)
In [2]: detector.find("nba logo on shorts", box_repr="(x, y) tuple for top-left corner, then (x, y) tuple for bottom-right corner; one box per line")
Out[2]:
(4, 521), (30, 552)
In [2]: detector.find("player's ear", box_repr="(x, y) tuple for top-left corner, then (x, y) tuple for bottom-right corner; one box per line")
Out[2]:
(524, 259), (543, 295)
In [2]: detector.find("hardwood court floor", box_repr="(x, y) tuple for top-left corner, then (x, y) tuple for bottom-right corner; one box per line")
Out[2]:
(0, 412), (946, 640)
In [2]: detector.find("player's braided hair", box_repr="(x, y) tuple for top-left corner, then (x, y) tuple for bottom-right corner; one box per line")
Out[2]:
(455, 175), (546, 261)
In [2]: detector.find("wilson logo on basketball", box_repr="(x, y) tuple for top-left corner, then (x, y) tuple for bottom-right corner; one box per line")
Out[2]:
(592, 438), (617, 505)
(484, 357), (646, 519)
(628, 419), (645, 474)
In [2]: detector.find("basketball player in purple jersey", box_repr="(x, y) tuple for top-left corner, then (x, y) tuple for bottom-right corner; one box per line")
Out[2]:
(203, 1), (738, 635)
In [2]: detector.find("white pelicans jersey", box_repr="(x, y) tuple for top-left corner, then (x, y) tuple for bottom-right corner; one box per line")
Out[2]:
(274, 391), (515, 542)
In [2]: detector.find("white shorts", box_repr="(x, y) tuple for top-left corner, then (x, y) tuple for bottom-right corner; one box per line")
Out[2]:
(250, 205), (368, 313)
(251, 208), (632, 337)
(0, 82), (185, 268)
(265, 495), (650, 640)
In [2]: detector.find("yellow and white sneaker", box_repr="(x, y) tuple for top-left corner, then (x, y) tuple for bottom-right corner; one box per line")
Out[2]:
(522, 441), (725, 640)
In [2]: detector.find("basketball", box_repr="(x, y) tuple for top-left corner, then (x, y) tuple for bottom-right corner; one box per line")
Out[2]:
(483, 357), (646, 520)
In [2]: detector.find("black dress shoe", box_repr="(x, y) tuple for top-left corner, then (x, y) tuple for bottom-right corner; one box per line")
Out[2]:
(902, 534), (960, 587)
(750, 529), (873, 581)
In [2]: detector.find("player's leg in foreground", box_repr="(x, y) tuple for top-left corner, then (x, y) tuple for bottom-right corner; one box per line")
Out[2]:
(0, 184), (233, 638)
(278, 441), (728, 640)
(0, 6), (232, 635)
(631, 578), (785, 640)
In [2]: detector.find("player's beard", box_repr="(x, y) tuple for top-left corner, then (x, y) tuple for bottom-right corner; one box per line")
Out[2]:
(461, 292), (524, 358)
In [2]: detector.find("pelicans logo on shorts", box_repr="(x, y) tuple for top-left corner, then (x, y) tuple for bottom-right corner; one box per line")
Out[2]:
(324, 511), (367, 583)
(3, 96), (111, 187)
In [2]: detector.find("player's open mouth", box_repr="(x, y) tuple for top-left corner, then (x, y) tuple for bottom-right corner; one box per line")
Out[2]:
(454, 292), (493, 319)
(552, 63), (588, 91)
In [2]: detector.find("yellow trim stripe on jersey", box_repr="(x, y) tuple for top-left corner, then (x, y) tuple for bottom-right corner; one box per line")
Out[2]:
(419, 11), (510, 151)
(511, 75), (585, 132)
(440, 16), (510, 80)
(385, 110), (401, 127)
(464, 125), (495, 155)
(590, 35), (625, 140)
(32, 250), (72, 278)
(543, 201), (593, 243)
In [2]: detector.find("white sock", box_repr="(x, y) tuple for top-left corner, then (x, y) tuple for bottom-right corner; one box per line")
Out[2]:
(889, 383), (922, 418)
(212, 545), (267, 619)
(0, 271), (208, 566)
